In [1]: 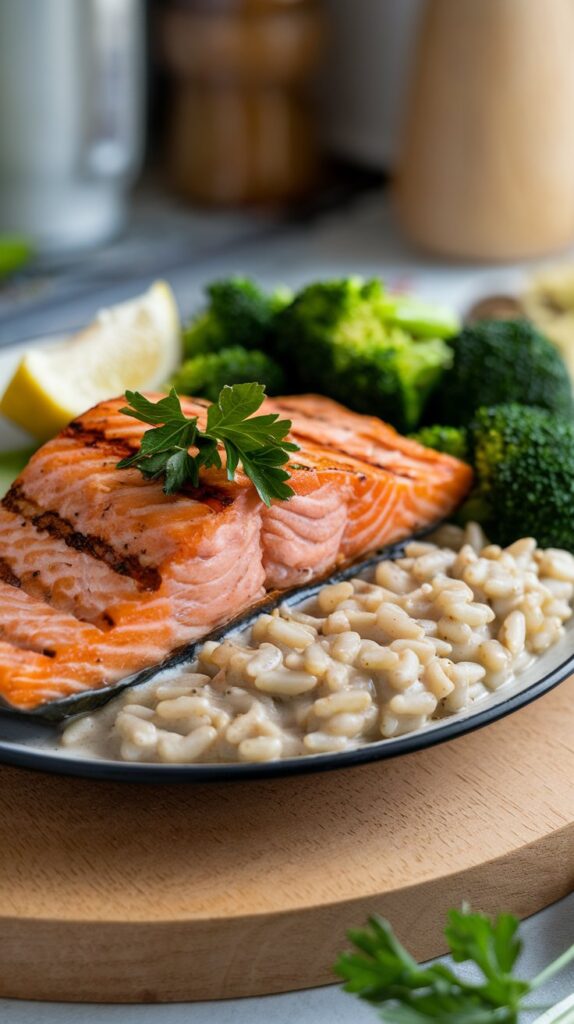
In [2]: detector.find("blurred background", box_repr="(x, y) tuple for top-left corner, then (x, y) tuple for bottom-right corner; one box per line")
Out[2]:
(0, 0), (433, 343)
(3, 0), (574, 343)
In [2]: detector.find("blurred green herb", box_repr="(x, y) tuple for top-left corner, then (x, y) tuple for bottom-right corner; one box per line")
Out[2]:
(335, 906), (574, 1023)
(0, 236), (33, 279)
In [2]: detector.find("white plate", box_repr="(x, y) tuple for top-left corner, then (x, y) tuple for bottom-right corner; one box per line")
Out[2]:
(0, 339), (572, 782)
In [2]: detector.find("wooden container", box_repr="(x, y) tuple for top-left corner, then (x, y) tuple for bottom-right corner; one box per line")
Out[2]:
(159, 0), (324, 206)
(395, 0), (574, 261)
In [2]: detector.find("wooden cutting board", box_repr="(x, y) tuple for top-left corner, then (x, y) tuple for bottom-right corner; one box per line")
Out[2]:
(1, 676), (573, 1003)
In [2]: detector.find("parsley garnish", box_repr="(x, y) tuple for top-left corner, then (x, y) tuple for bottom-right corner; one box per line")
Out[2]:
(116, 383), (299, 506)
(335, 906), (574, 1023)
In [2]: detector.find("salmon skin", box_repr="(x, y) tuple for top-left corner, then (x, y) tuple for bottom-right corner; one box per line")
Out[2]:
(0, 394), (472, 712)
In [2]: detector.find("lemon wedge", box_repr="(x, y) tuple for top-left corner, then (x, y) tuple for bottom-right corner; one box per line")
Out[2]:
(0, 280), (182, 441)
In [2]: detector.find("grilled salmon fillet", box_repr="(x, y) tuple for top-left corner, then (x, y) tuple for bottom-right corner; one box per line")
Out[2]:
(261, 395), (473, 584)
(0, 394), (472, 710)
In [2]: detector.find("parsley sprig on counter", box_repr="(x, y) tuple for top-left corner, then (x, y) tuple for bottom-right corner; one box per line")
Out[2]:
(116, 382), (299, 505)
(335, 906), (574, 1023)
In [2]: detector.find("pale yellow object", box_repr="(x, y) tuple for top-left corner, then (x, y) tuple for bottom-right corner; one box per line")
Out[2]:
(523, 266), (574, 383)
(0, 281), (181, 441)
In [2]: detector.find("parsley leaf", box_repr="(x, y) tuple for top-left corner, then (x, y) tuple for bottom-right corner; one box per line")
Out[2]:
(445, 909), (528, 1011)
(117, 384), (299, 506)
(240, 448), (295, 503)
(335, 907), (574, 1024)
(205, 382), (296, 452)
(120, 389), (186, 425)
(206, 380), (267, 426)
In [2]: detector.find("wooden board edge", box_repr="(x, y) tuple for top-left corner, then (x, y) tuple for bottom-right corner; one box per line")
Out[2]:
(2, 820), (573, 1003)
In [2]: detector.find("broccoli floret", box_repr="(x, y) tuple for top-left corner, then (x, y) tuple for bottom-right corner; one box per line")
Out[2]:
(384, 295), (460, 339)
(429, 319), (573, 425)
(392, 337), (455, 428)
(183, 277), (292, 357)
(461, 404), (574, 550)
(409, 424), (469, 461)
(273, 278), (453, 431)
(171, 346), (285, 402)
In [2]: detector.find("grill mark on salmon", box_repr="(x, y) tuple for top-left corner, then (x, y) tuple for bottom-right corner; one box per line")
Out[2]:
(3, 484), (162, 591)
(0, 506), (141, 628)
(0, 558), (21, 589)
(178, 483), (236, 510)
(62, 421), (138, 457)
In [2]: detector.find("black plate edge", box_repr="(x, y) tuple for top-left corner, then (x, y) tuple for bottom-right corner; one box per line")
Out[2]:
(0, 647), (572, 784)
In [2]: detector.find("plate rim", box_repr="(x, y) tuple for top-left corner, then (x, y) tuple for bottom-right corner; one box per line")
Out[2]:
(0, 647), (571, 783)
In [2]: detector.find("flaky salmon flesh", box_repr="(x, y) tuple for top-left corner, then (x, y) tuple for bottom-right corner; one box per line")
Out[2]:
(0, 394), (472, 710)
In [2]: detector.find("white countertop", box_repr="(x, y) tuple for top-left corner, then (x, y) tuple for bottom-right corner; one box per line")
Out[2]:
(2, 191), (573, 1022)
(1, 190), (554, 344)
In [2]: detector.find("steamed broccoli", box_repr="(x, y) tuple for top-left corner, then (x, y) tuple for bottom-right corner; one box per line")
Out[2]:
(171, 346), (285, 402)
(384, 295), (460, 339)
(272, 278), (454, 431)
(463, 404), (574, 550)
(409, 424), (470, 461)
(428, 319), (573, 425)
(418, 405), (574, 550)
(183, 277), (292, 357)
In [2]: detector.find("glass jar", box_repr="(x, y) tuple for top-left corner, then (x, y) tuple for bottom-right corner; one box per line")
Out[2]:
(159, 0), (324, 205)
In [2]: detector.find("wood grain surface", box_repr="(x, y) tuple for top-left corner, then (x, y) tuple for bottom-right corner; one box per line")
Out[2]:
(1, 677), (574, 1003)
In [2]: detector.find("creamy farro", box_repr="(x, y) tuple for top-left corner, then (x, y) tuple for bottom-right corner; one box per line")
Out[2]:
(60, 524), (574, 764)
